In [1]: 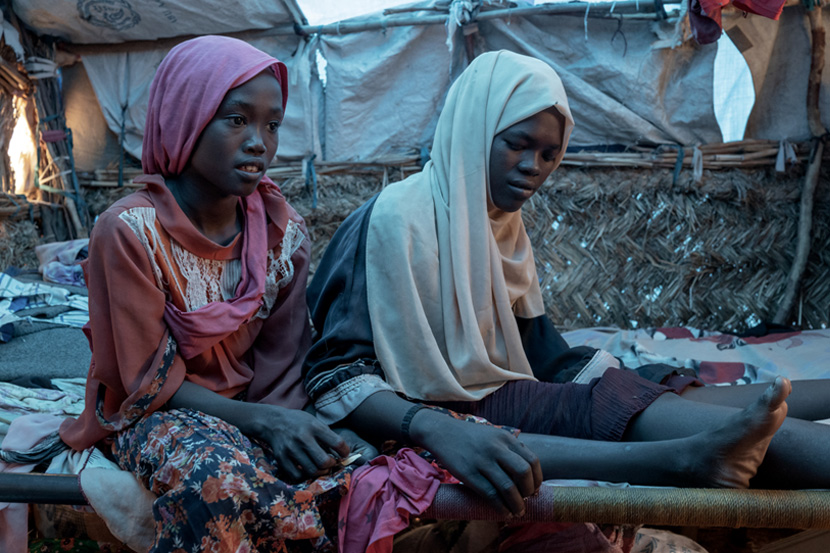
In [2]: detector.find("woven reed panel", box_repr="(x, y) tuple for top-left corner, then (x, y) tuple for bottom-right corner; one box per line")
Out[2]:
(68, 162), (830, 332)
(523, 166), (830, 332)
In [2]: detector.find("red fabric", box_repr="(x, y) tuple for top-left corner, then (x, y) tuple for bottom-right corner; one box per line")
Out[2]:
(691, 0), (785, 44)
(338, 449), (458, 553)
(141, 35), (288, 178)
(699, 0), (786, 25)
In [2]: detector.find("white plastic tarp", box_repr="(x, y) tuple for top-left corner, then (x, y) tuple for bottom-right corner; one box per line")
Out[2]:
(79, 34), (319, 163)
(12, 0), (297, 44)
(58, 4), (830, 167)
(479, 14), (723, 146)
(320, 23), (464, 161)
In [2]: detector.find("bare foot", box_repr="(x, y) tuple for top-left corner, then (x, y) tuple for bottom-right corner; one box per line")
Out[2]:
(80, 467), (156, 552)
(686, 377), (791, 488)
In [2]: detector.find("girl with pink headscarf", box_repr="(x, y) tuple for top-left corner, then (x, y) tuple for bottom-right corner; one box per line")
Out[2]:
(57, 35), (365, 552)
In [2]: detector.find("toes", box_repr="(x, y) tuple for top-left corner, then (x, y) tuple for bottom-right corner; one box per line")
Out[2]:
(766, 376), (792, 410)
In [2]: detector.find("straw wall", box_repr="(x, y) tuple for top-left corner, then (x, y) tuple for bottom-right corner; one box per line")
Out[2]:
(0, 218), (39, 270)
(523, 165), (829, 332)
(280, 165), (829, 333)
(4, 162), (826, 333)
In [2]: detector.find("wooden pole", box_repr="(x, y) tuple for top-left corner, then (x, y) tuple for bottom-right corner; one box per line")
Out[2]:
(773, 4), (825, 325)
(806, 6), (827, 138)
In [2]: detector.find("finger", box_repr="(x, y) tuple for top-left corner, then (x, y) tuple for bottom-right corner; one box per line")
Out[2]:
(510, 441), (543, 494)
(316, 428), (350, 458)
(273, 448), (303, 483)
(290, 447), (331, 479)
(498, 450), (537, 499)
(300, 439), (339, 472)
(478, 464), (526, 516)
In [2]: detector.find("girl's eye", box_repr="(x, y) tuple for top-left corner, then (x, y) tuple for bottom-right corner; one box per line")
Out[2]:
(268, 121), (281, 133)
(543, 148), (561, 162)
(505, 140), (523, 151)
(230, 116), (245, 126)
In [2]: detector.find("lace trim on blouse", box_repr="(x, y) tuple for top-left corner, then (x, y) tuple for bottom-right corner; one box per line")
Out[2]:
(120, 208), (304, 316)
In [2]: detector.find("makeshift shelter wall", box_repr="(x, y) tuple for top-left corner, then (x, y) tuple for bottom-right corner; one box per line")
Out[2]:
(733, 8), (828, 141)
(316, 4), (828, 159)
(75, 33), (317, 163)
(314, 13), (724, 159)
(319, 24), (464, 161)
(11, 0), (298, 44)
(60, 5), (829, 165)
(477, 14), (722, 146)
(62, 63), (121, 172)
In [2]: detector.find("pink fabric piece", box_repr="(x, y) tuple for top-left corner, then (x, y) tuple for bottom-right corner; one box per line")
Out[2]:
(158, 185), (268, 359)
(0, 414), (66, 553)
(338, 449), (458, 553)
(141, 35), (288, 178)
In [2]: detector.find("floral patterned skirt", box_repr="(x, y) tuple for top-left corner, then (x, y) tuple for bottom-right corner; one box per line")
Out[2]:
(112, 408), (352, 553)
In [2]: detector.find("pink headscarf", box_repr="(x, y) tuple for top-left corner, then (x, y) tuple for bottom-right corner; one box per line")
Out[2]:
(142, 35), (289, 177)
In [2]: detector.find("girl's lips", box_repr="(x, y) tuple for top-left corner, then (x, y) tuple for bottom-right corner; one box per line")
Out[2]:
(237, 164), (262, 174)
(508, 182), (536, 198)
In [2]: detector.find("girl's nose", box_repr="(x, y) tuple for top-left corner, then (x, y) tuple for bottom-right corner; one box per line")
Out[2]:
(518, 152), (541, 175)
(244, 130), (266, 154)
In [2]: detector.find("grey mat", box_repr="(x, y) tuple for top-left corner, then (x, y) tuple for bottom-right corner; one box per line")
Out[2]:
(0, 327), (90, 381)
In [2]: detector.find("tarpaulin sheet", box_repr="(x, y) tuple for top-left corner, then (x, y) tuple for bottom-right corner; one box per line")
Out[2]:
(79, 34), (318, 163)
(12, 0), (296, 44)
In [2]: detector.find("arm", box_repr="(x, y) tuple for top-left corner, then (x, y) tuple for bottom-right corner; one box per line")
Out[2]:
(167, 381), (348, 482)
(516, 315), (600, 382)
(344, 391), (541, 517)
(61, 208), (187, 449)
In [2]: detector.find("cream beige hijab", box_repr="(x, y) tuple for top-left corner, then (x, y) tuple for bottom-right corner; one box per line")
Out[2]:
(366, 51), (575, 401)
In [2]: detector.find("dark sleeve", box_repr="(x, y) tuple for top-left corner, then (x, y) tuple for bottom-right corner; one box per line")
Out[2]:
(518, 315), (694, 385)
(516, 315), (598, 383)
(303, 196), (385, 402)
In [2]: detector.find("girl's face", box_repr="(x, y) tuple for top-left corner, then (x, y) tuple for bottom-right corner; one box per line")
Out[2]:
(182, 71), (284, 199)
(488, 107), (565, 213)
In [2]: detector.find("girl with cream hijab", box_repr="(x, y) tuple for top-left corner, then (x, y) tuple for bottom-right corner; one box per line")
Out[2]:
(306, 50), (830, 517)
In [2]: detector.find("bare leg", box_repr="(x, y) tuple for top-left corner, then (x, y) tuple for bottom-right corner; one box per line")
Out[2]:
(629, 377), (830, 488)
(519, 378), (791, 488)
(682, 379), (830, 421)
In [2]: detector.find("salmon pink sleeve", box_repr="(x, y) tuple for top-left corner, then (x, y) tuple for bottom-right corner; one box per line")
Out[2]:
(60, 210), (186, 450)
